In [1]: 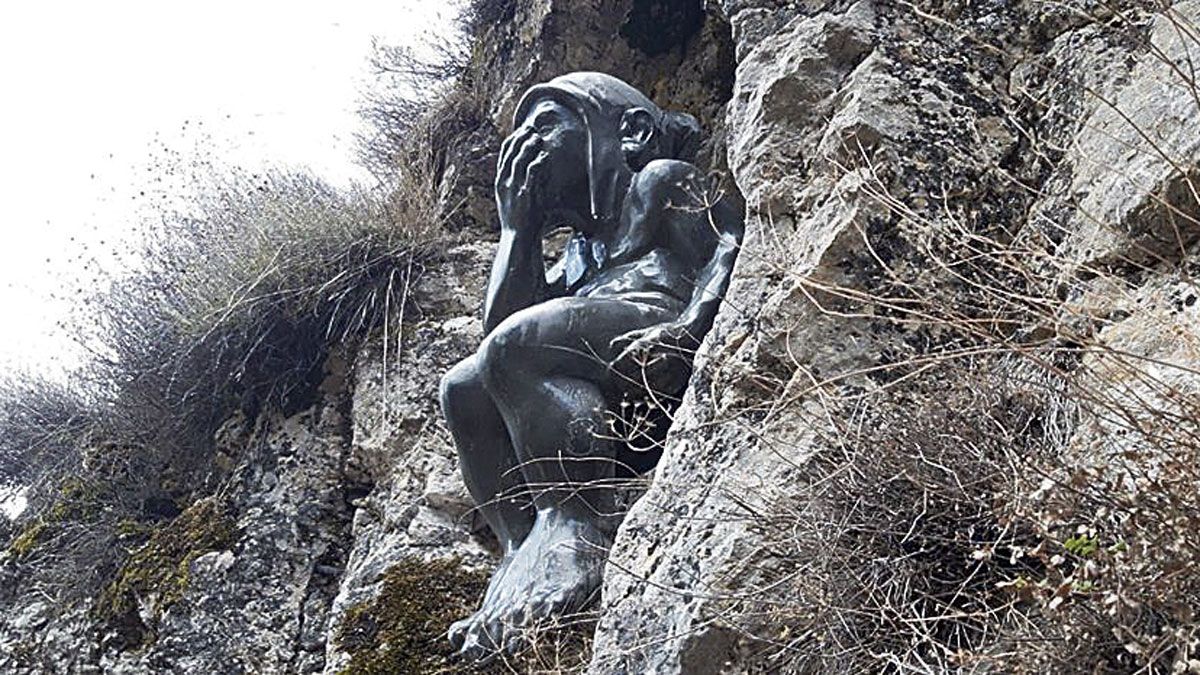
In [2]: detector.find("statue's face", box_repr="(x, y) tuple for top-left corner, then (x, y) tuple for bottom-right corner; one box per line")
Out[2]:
(514, 99), (591, 223)
(518, 98), (586, 159)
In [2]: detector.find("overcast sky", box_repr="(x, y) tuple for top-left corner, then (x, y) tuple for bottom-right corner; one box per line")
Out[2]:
(0, 1), (457, 380)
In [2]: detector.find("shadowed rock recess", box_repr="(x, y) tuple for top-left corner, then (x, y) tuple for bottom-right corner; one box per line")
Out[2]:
(6, 0), (1200, 673)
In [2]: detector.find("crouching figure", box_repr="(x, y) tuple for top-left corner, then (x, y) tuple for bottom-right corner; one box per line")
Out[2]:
(439, 72), (743, 659)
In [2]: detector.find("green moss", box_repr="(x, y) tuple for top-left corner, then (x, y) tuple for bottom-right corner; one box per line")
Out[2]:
(116, 518), (153, 540)
(336, 557), (488, 675)
(92, 497), (238, 648)
(7, 520), (48, 558)
(1064, 533), (1099, 557)
(6, 479), (104, 558)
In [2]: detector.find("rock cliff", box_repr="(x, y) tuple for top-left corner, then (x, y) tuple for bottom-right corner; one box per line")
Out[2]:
(5, 0), (1200, 673)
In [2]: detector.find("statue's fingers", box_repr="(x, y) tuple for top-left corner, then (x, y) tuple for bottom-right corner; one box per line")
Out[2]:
(496, 130), (535, 188)
(501, 136), (534, 182)
(627, 337), (654, 358)
(496, 131), (535, 189)
(606, 345), (630, 375)
(612, 325), (653, 349)
(496, 140), (515, 187)
(610, 346), (630, 370)
(611, 338), (647, 368)
(618, 343), (652, 373)
(509, 137), (544, 187)
(608, 333), (631, 351)
(523, 153), (548, 188)
(499, 131), (518, 159)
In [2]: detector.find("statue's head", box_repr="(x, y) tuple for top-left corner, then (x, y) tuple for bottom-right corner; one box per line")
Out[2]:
(512, 72), (702, 228)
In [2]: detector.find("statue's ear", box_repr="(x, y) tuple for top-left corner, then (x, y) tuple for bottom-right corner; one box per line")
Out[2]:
(620, 107), (658, 167)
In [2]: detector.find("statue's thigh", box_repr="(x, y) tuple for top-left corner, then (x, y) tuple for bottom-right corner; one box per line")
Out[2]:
(494, 296), (674, 379)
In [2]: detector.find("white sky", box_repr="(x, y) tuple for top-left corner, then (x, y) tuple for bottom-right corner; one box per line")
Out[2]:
(0, 1), (457, 378)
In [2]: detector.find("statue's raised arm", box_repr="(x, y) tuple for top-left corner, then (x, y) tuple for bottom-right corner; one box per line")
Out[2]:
(605, 160), (744, 368)
(480, 118), (556, 333)
(439, 72), (743, 661)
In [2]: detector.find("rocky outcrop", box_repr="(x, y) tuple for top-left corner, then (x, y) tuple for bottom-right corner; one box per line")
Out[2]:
(588, 0), (1200, 672)
(321, 243), (497, 674)
(0, 244), (497, 674)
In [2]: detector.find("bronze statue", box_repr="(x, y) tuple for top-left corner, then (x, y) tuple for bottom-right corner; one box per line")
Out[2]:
(439, 72), (743, 658)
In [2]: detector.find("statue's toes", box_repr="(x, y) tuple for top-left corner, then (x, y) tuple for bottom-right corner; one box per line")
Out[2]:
(481, 610), (510, 655)
(553, 588), (574, 610)
(503, 628), (527, 655)
(458, 626), (499, 665)
(448, 615), (473, 650)
(457, 632), (484, 663)
(528, 595), (551, 624)
(452, 607), (502, 663)
(539, 584), (593, 626)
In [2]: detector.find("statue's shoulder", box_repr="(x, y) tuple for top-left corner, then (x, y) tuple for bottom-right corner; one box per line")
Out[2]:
(632, 159), (701, 193)
(628, 159), (705, 215)
(628, 158), (743, 243)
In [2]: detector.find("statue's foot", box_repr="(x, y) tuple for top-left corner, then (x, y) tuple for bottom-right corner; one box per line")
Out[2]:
(448, 549), (518, 651)
(456, 509), (611, 662)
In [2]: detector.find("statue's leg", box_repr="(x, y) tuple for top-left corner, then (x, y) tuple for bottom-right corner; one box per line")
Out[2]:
(455, 296), (678, 655)
(440, 355), (537, 651)
(439, 354), (534, 551)
(478, 296), (679, 518)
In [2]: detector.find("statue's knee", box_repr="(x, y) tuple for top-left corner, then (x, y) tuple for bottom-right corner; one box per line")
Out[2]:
(439, 355), (483, 415)
(479, 319), (527, 389)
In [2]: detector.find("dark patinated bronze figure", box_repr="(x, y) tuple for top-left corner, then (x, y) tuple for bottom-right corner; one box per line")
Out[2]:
(439, 72), (743, 658)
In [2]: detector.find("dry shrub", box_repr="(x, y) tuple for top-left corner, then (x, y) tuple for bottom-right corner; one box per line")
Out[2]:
(83, 168), (447, 465)
(717, 201), (1200, 672)
(692, 212), (1200, 672)
(358, 37), (469, 182)
(715, 358), (1073, 672)
(0, 371), (92, 489)
(356, 9), (496, 192)
(1, 161), (452, 603)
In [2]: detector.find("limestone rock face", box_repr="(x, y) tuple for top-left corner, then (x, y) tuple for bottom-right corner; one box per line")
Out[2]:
(105, 409), (353, 674)
(588, 0), (1200, 672)
(322, 244), (496, 674)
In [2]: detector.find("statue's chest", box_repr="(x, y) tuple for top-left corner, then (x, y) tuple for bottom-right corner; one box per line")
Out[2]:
(564, 235), (609, 291)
